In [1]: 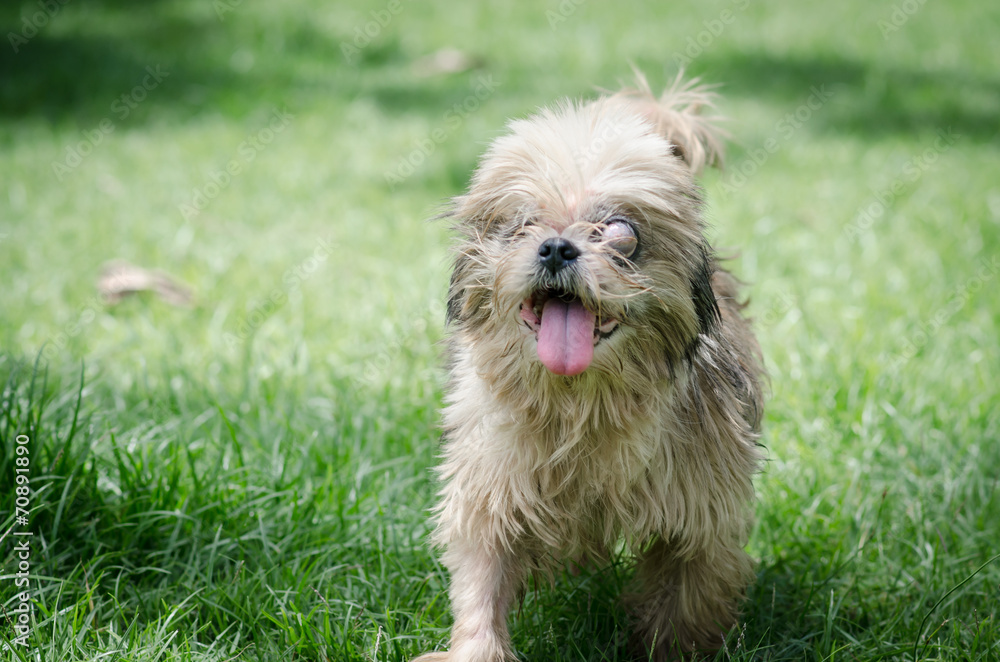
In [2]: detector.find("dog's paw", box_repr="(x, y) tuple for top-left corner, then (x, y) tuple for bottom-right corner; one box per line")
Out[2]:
(412, 639), (511, 662)
(412, 654), (450, 662)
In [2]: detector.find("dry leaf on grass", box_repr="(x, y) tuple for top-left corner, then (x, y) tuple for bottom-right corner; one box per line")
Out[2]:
(412, 48), (484, 77)
(98, 260), (194, 307)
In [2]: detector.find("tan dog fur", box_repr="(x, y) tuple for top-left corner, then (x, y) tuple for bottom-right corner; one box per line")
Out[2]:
(414, 74), (765, 662)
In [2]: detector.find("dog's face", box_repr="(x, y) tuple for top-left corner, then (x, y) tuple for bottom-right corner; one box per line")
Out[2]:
(446, 98), (721, 383)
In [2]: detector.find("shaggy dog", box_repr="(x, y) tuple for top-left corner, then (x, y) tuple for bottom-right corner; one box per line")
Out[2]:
(413, 73), (765, 661)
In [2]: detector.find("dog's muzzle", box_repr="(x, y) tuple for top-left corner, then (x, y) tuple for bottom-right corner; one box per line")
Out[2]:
(537, 237), (579, 275)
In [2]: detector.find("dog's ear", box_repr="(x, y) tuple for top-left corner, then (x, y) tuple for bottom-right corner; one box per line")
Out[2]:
(442, 198), (488, 326)
(446, 253), (470, 324)
(690, 248), (721, 336)
(446, 246), (493, 329)
(611, 71), (726, 176)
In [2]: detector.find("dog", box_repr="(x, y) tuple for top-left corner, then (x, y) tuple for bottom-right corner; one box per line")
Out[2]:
(413, 73), (765, 662)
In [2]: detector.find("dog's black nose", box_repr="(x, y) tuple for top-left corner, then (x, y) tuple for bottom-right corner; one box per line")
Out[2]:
(538, 238), (579, 274)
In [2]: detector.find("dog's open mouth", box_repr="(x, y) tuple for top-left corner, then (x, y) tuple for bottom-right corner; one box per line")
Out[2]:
(519, 289), (619, 376)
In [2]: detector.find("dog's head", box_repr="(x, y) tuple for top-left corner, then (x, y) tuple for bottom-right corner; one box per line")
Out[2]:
(445, 75), (725, 383)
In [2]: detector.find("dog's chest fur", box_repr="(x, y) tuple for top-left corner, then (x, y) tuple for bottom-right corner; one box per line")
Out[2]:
(435, 346), (709, 563)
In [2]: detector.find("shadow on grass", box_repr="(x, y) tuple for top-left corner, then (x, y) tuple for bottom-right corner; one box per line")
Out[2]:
(0, 2), (495, 128)
(499, 555), (840, 661)
(690, 49), (1000, 141)
(503, 547), (895, 661)
(4, 1), (998, 145)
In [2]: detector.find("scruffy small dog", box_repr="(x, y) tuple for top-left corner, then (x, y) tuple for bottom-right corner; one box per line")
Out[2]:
(414, 74), (765, 661)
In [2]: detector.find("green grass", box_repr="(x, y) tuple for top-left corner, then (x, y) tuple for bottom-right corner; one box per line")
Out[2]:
(1, 0), (998, 659)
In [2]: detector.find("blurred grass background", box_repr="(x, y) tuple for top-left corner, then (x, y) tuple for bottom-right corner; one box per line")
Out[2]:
(1, 0), (998, 659)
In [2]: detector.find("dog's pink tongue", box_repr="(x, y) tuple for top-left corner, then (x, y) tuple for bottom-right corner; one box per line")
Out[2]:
(537, 298), (595, 376)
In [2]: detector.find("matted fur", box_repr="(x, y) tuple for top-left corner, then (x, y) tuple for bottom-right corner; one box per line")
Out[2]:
(413, 75), (765, 662)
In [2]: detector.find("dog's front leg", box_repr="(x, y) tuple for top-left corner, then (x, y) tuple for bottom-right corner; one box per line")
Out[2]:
(414, 537), (523, 662)
(631, 535), (754, 660)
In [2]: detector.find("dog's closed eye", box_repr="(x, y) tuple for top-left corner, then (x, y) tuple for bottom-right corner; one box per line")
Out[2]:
(504, 218), (536, 239)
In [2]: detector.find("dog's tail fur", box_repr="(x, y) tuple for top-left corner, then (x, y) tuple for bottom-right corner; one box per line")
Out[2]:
(610, 70), (726, 176)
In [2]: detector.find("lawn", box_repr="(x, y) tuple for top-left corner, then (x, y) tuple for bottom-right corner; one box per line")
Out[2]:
(1, 0), (998, 660)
